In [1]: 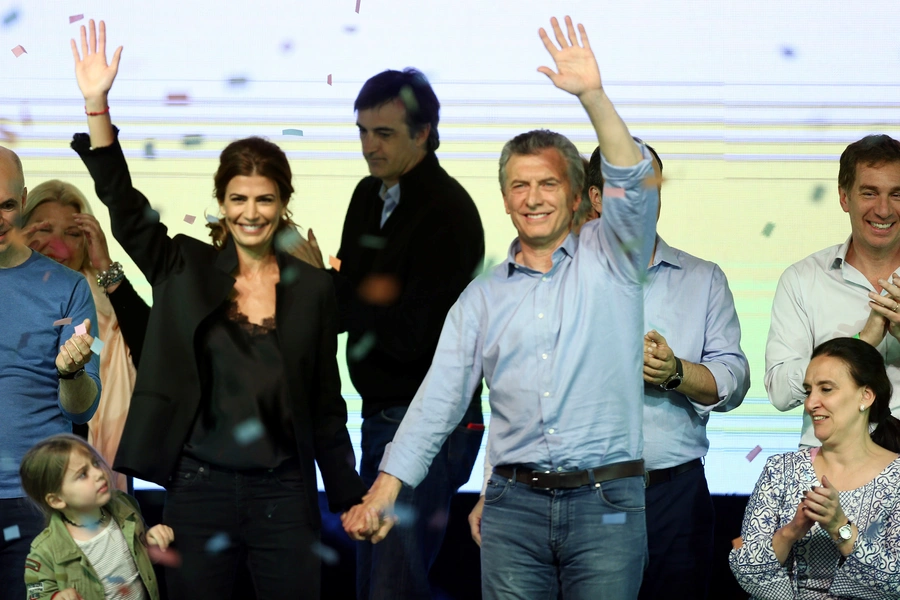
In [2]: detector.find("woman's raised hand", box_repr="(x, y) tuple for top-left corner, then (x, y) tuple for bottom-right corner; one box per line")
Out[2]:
(70, 19), (122, 105)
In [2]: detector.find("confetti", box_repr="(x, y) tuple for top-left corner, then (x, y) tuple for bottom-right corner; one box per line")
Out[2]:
(746, 445), (762, 462)
(53, 318), (73, 327)
(206, 214), (220, 224)
(358, 234), (387, 250)
(328, 255), (341, 272)
(348, 331), (376, 361)
(343, 25), (357, 34)
(69, 14), (84, 24)
(11, 45), (26, 57)
(762, 222), (775, 237)
(399, 85), (418, 113)
(355, 0), (361, 13)
(781, 46), (795, 58)
(107, 576), (126, 584)
(233, 418), (264, 446)
(811, 184), (826, 203)
(183, 214), (196, 225)
(603, 186), (625, 199)
(148, 546), (182, 567)
(227, 76), (248, 87)
(74, 323), (87, 336)
(601, 513), (626, 525)
(274, 227), (304, 253)
(90, 338), (105, 355)
(427, 509), (449, 530)
(183, 134), (203, 147)
(0, 452), (16, 472)
(282, 129), (304, 136)
(166, 94), (190, 105)
(144, 206), (161, 224)
(280, 265), (300, 284)
(3, 525), (20, 541)
(144, 139), (155, 159)
(2, 9), (19, 26)
(17, 332), (30, 350)
(357, 274), (400, 306)
(281, 40), (293, 52)
(327, 74), (332, 86)
(391, 502), (417, 528)
(809, 447), (820, 461)
(205, 532), (230, 554)
(473, 255), (499, 279)
(310, 541), (339, 566)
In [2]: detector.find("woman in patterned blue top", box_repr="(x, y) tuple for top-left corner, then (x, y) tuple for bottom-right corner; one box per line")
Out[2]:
(730, 337), (900, 599)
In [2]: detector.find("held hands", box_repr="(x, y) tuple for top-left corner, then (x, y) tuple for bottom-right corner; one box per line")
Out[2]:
(468, 495), (485, 547)
(146, 524), (175, 551)
(55, 319), (94, 375)
(70, 19), (122, 105)
(803, 476), (849, 541)
(537, 16), (602, 98)
(341, 473), (402, 543)
(866, 273), (900, 343)
(643, 330), (676, 385)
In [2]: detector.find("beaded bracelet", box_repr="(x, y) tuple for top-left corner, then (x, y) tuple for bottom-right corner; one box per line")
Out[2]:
(97, 261), (125, 288)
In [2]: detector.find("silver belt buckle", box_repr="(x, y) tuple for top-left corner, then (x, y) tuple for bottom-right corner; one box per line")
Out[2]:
(532, 470), (552, 489)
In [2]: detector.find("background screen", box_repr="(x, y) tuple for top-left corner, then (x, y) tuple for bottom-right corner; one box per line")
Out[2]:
(5, 0), (899, 494)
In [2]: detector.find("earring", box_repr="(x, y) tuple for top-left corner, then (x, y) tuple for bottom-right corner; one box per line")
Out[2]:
(859, 404), (866, 412)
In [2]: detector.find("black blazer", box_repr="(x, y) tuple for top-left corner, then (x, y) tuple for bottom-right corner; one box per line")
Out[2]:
(73, 132), (366, 523)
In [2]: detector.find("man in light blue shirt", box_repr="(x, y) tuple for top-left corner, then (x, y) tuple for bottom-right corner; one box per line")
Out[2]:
(343, 16), (658, 598)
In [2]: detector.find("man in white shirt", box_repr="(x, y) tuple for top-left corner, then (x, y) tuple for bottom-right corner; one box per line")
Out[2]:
(766, 134), (900, 447)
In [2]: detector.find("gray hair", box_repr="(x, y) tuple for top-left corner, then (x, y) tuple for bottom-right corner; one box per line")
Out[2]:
(497, 130), (585, 199)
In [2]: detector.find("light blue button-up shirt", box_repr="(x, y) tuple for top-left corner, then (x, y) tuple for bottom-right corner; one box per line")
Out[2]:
(642, 236), (750, 470)
(379, 183), (400, 228)
(382, 150), (658, 487)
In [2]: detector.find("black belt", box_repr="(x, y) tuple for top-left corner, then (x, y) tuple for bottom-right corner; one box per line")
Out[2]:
(494, 459), (644, 490)
(645, 458), (703, 487)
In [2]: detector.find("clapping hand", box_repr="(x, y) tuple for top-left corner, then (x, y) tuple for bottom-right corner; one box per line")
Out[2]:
(867, 273), (900, 343)
(803, 476), (849, 540)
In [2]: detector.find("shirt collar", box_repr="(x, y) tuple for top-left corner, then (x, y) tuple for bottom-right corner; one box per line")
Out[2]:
(505, 232), (578, 277)
(830, 236), (853, 270)
(379, 182), (401, 204)
(650, 235), (681, 269)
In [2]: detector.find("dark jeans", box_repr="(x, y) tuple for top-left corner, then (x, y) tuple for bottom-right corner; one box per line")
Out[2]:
(357, 400), (484, 600)
(638, 464), (715, 600)
(162, 456), (319, 600)
(0, 497), (44, 600)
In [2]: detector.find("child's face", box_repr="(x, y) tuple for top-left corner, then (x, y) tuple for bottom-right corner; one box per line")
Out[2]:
(53, 450), (111, 513)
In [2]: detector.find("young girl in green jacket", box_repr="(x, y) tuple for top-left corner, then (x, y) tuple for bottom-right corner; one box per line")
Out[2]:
(20, 434), (174, 600)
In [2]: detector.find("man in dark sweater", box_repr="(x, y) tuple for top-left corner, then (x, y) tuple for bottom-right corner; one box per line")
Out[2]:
(300, 69), (485, 599)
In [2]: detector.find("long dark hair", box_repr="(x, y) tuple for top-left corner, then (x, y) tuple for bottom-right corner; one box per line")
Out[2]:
(811, 337), (900, 452)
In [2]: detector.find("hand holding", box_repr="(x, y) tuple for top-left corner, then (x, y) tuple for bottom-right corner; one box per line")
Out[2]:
(642, 330), (676, 385)
(72, 213), (113, 271)
(468, 495), (485, 547)
(537, 16), (602, 98)
(146, 524), (175, 551)
(56, 318), (94, 375)
(803, 476), (848, 539)
(70, 19), (122, 104)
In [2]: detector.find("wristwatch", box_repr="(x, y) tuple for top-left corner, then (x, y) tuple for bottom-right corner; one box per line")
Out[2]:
(660, 357), (683, 391)
(837, 519), (853, 542)
(58, 367), (85, 380)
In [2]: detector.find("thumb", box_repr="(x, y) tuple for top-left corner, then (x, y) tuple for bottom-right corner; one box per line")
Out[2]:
(646, 329), (662, 343)
(822, 475), (832, 489)
(83, 318), (92, 336)
(308, 228), (318, 245)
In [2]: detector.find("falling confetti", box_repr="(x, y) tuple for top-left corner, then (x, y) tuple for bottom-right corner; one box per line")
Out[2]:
(148, 546), (182, 567)
(11, 45), (26, 57)
(53, 318), (72, 327)
(17, 332), (30, 349)
(357, 274), (400, 306)
(602, 513), (626, 525)
(355, 0), (361, 13)
(762, 222), (775, 237)
(166, 94), (190, 105)
(282, 129), (304, 136)
(329, 255), (341, 271)
(233, 418), (264, 446)
(327, 74), (332, 86)
(183, 134), (203, 147)
(227, 76), (248, 87)
(348, 331), (376, 361)
(205, 532), (230, 554)
(3, 524), (20, 541)
(281, 265), (300, 284)
(310, 541), (339, 565)
(206, 214), (219, 224)
(2, 9), (19, 26)
(144, 139), (155, 159)
(69, 14), (84, 24)
(391, 502), (417, 528)
(184, 214), (196, 225)
(399, 85), (418, 113)
(811, 184), (826, 203)
(358, 234), (387, 250)
(74, 323), (87, 336)
(781, 46), (795, 58)
(43, 271), (50, 282)
(274, 227), (304, 253)
(746, 445), (762, 462)
(603, 186), (625, 199)
(90, 338), (104, 355)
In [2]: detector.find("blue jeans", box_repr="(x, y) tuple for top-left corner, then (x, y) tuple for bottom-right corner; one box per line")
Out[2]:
(356, 400), (484, 600)
(480, 471), (647, 600)
(0, 497), (45, 600)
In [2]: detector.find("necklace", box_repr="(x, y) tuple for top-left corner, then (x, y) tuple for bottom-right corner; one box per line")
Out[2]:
(61, 508), (108, 529)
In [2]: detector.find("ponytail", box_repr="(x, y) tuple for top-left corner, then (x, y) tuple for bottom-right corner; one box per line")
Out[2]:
(872, 415), (900, 454)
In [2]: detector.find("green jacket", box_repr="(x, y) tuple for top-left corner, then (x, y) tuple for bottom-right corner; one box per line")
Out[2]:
(24, 491), (160, 600)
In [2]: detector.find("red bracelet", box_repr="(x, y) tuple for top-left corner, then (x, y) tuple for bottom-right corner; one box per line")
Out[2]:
(85, 106), (110, 116)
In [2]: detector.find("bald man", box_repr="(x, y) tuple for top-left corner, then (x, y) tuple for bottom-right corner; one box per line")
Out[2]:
(0, 146), (101, 600)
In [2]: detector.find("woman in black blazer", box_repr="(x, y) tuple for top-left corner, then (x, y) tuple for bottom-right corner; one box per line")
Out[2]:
(71, 20), (367, 599)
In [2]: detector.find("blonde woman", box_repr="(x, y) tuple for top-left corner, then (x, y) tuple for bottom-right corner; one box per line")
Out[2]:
(22, 180), (149, 492)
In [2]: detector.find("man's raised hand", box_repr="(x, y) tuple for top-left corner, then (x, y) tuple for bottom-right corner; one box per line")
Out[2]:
(537, 16), (602, 98)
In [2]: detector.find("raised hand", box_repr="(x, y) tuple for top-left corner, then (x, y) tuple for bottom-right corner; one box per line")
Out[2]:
(537, 16), (602, 98)
(56, 318), (94, 375)
(70, 19), (122, 104)
(72, 213), (113, 271)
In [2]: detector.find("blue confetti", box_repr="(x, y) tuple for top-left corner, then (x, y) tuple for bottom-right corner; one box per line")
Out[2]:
(3, 524), (20, 541)
(227, 76), (248, 87)
(781, 46), (795, 58)
(90, 338), (105, 355)
(348, 332), (376, 361)
(282, 129), (304, 136)
(310, 541), (339, 565)
(601, 513), (626, 525)
(233, 418), (264, 446)
(2, 9), (19, 27)
(358, 234), (387, 250)
(812, 184), (826, 202)
(762, 222), (775, 237)
(205, 532), (230, 554)
(206, 214), (220, 224)
(183, 134), (203, 147)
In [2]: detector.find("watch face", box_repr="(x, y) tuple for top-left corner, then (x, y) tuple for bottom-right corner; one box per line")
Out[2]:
(665, 376), (683, 390)
(839, 523), (852, 540)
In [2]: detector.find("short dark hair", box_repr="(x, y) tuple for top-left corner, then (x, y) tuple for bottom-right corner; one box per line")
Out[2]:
(838, 134), (900, 193)
(208, 137), (296, 249)
(354, 68), (441, 152)
(811, 337), (900, 452)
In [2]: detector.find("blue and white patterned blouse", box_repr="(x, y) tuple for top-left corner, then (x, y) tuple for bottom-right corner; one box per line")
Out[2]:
(729, 449), (900, 599)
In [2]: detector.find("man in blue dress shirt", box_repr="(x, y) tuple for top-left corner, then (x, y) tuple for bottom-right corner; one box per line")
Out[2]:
(344, 16), (658, 598)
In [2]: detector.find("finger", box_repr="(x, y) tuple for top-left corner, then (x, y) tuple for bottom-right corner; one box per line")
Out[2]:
(83, 318), (92, 336)
(550, 17), (568, 49)
(80, 24), (88, 60)
(98, 20), (106, 58)
(307, 228), (317, 244)
(564, 15), (579, 47)
(578, 23), (592, 52)
(537, 28), (558, 58)
(371, 516), (396, 543)
(110, 46), (123, 74)
(64, 339), (87, 365)
(868, 302), (900, 320)
(645, 330), (662, 343)
(644, 356), (667, 371)
(470, 518), (482, 547)
(536, 66), (558, 84)
(70, 38), (81, 63)
(89, 19), (97, 55)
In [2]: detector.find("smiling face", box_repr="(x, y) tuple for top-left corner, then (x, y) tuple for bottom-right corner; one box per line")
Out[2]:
(0, 150), (25, 258)
(502, 148), (580, 253)
(25, 202), (86, 271)
(219, 174), (284, 258)
(47, 449), (111, 517)
(804, 355), (874, 445)
(357, 99), (429, 188)
(840, 161), (900, 257)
